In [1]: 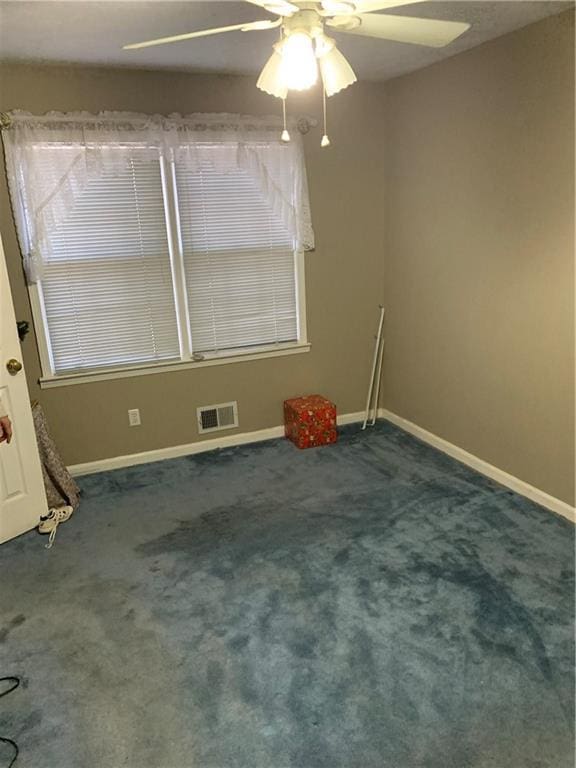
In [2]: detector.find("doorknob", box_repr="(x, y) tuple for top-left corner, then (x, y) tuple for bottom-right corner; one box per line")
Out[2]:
(6, 358), (22, 375)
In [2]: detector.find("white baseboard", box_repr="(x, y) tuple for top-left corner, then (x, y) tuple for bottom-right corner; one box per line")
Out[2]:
(379, 408), (575, 523)
(68, 410), (366, 478)
(68, 406), (574, 524)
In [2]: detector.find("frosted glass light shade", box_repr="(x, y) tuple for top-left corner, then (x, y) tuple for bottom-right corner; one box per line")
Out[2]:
(257, 33), (319, 97)
(318, 41), (357, 97)
(257, 46), (288, 99)
(279, 32), (318, 91)
(257, 32), (356, 100)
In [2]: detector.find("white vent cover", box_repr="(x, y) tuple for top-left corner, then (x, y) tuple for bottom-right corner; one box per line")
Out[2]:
(197, 401), (239, 434)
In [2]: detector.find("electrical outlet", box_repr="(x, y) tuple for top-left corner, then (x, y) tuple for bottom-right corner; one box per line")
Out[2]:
(128, 408), (141, 427)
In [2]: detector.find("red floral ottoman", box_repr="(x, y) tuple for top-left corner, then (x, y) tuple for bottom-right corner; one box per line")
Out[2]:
(284, 395), (337, 449)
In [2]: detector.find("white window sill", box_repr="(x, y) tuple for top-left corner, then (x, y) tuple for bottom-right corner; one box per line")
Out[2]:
(39, 342), (311, 389)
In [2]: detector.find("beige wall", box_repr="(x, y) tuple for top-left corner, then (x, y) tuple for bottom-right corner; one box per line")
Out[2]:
(0, 66), (387, 465)
(383, 11), (575, 504)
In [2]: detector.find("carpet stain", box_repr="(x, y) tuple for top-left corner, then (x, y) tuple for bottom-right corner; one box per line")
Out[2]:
(0, 614), (26, 643)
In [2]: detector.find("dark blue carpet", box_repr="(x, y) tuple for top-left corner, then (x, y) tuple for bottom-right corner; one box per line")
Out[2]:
(0, 421), (574, 768)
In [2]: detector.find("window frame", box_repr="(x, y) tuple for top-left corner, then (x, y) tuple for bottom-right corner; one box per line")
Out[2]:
(29, 151), (309, 389)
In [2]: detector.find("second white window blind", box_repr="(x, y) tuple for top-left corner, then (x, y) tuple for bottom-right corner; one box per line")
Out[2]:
(175, 144), (298, 355)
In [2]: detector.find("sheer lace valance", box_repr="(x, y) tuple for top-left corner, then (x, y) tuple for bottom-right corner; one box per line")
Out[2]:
(1, 110), (315, 282)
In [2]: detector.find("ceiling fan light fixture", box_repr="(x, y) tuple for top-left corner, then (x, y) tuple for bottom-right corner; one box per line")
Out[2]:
(122, 0), (474, 149)
(258, 31), (319, 96)
(279, 31), (318, 91)
(317, 37), (357, 96)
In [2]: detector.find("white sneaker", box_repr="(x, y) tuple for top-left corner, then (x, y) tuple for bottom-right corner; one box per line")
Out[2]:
(38, 505), (74, 549)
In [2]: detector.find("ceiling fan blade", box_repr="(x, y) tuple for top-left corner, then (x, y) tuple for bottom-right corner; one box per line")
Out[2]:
(245, 0), (299, 16)
(123, 19), (279, 50)
(353, 0), (427, 11)
(328, 13), (470, 47)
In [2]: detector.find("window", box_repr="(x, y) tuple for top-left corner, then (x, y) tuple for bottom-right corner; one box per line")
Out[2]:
(21, 139), (308, 382)
(3, 113), (313, 385)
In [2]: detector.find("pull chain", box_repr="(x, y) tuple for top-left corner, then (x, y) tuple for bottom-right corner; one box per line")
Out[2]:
(321, 84), (330, 147)
(281, 97), (290, 143)
(280, 24), (290, 142)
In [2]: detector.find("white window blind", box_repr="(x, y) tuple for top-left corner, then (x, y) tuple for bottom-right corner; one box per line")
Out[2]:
(175, 144), (298, 355)
(39, 148), (180, 373)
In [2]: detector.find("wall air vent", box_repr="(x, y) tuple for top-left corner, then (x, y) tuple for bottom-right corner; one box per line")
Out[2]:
(197, 401), (239, 434)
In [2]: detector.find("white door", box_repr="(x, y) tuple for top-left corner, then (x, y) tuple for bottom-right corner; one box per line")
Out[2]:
(0, 234), (47, 543)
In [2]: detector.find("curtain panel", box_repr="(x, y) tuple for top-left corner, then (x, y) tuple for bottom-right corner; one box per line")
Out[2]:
(1, 110), (315, 283)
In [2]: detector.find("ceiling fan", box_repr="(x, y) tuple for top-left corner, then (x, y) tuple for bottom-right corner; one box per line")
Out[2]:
(123, 1), (471, 145)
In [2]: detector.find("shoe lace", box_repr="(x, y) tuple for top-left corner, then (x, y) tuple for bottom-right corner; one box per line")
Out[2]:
(45, 508), (69, 550)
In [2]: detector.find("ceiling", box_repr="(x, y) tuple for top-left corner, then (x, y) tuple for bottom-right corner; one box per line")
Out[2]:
(0, 1), (572, 82)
